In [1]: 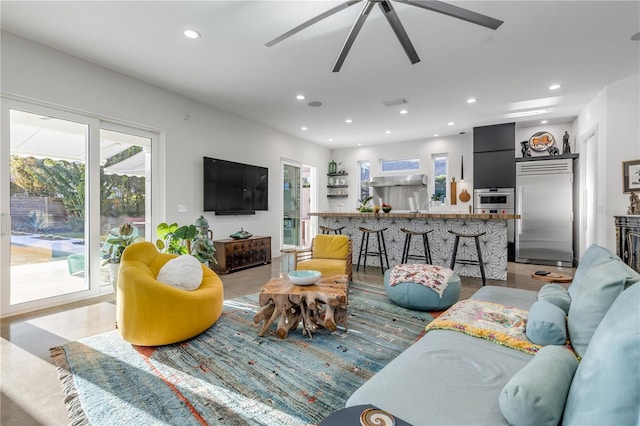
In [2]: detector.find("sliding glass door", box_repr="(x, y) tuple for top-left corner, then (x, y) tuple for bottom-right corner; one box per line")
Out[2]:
(1, 98), (155, 316)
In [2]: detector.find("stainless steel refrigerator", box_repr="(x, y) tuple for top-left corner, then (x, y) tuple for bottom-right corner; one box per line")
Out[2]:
(516, 158), (573, 266)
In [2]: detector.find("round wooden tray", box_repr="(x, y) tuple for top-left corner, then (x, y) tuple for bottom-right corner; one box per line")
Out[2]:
(531, 272), (573, 283)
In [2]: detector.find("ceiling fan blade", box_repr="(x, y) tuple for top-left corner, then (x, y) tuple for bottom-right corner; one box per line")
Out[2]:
(265, 0), (363, 47)
(396, 0), (503, 30)
(378, 1), (420, 64)
(333, 1), (376, 72)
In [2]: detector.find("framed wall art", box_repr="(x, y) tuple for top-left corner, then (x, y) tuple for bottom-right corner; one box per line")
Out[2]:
(623, 159), (640, 193)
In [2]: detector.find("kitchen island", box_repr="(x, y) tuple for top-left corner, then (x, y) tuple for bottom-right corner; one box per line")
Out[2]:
(310, 212), (520, 281)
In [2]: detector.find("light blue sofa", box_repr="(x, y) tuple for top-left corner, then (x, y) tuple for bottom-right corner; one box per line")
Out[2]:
(346, 245), (640, 425)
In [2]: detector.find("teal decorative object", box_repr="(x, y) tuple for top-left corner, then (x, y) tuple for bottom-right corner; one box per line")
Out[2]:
(191, 215), (216, 267)
(230, 227), (253, 239)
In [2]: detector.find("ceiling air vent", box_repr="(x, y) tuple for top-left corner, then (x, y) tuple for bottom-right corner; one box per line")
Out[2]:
(383, 98), (409, 107)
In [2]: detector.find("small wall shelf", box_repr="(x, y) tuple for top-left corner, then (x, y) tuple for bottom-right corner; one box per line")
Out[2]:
(327, 173), (348, 198)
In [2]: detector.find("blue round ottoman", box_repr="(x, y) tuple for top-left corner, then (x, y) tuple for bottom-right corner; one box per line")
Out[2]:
(384, 266), (461, 311)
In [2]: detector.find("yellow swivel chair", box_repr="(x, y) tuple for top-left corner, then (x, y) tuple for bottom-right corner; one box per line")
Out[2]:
(117, 241), (224, 346)
(294, 234), (352, 281)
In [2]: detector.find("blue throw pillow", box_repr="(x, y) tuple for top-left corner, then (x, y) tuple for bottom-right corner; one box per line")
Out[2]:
(567, 257), (640, 357)
(563, 283), (640, 426)
(568, 244), (615, 299)
(526, 300), (567, 346)
(499, 345), (579, 426)
(538, 283), (571, 314)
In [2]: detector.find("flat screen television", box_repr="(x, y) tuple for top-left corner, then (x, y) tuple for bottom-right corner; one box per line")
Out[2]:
(203, 157), (268, 215)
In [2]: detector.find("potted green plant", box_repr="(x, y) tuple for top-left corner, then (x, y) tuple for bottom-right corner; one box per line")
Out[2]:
(102, 222), (140, 291)
(155, 222), (197, 255)
(358, 196), (374, 212)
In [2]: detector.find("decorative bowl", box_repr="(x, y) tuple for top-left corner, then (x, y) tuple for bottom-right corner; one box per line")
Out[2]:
(288, 270), (321, 285)
(382, 207), (392, 213)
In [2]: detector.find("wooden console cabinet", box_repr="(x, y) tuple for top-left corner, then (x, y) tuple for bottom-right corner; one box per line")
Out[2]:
(212, 236), (271, 274)
(615, 216), (640, 273)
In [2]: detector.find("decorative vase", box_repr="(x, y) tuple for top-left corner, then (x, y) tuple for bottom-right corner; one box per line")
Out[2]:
(108, 262), (120, 293)
(329, 160), (337, 174)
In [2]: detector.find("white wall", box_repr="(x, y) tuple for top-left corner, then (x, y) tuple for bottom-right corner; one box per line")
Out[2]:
(577, 73), (640, 253)
(1, 32), (330, 254)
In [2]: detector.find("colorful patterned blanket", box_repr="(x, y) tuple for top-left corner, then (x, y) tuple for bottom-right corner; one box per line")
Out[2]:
(388, 264), (454, 297)
(425, 299), (572, 356)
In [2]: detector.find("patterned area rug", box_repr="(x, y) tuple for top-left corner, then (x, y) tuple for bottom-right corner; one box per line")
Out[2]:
(50, 281), (432, 425)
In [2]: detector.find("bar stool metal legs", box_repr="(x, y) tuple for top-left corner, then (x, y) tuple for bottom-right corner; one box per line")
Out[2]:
(448, 230), (487, 286)
(319, 225), (345, 234)
(400, 228), (433, 264)
(357, 227), (389, 274)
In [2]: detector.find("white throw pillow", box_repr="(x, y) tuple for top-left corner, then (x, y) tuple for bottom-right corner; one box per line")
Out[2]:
(156, 255), (203, 291)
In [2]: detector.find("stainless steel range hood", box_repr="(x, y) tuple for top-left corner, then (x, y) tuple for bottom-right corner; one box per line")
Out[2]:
(367, 174), (429, 211)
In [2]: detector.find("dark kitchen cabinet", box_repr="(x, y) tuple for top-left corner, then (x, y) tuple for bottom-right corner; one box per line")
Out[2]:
(473, 123), (516, 152)
(474, 150), (516, 188)
(473, 122), (516, 188)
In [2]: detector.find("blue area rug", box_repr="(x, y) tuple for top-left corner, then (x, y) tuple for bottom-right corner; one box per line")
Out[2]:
(51, 281), (432, 425)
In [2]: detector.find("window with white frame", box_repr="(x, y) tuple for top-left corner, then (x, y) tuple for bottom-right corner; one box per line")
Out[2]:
(432, 154), (448, 201)
(359, 160), (370, 201)
(380, 158), (420, 173)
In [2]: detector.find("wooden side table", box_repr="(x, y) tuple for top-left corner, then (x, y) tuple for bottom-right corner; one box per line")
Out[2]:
(279, 247), (298, 274)
(531, 272), (573, 283)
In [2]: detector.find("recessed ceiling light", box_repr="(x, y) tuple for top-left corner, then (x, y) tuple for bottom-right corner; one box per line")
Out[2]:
(434, 134), (439, 137)
(467, 98), (477, 104)
(184, 29), (201, 39)
(549, 84), (562, 90)
(541, 120), (548, 124)
(447, 122), (455, 126)
(385, 130), (392, 134)
(301, 126), (308, 131)
(296, 94), (305, 100)
(399, 109), (408, 114)
(328, 138), (334, 142)
(357, 143), (362, 146)
(345, 119), (353, 123)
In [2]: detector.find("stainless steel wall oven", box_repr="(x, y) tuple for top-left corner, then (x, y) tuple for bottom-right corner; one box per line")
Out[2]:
(474, 188), (515, 260)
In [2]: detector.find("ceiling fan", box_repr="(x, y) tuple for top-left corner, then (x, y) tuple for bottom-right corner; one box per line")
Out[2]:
(266, 0), (503, 72)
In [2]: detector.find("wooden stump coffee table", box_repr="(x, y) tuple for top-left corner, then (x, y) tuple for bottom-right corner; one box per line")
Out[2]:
(254, 274), (348, 339)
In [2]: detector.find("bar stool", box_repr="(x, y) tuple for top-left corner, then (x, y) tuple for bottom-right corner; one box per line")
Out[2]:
(357, 227), (390, 274)
(319, 225), (345, 235)
(448, 230), (487, 286)
(400, 228), (433, 264)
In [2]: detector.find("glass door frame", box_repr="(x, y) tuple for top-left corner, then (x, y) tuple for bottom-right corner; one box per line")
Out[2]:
(1, 97), (163, 317)
(1, 98), (100, 316)
(280, 159), (318, 250)
(282, 160), (301, 248)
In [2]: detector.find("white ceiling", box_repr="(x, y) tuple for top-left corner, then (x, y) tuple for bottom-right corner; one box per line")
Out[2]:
(2, 1), (639, 148)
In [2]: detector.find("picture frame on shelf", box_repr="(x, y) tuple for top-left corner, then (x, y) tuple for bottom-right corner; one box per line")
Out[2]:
(623, 159), (640, 193)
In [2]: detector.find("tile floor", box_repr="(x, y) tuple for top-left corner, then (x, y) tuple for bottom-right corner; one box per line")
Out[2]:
(0, 257), (574, 425)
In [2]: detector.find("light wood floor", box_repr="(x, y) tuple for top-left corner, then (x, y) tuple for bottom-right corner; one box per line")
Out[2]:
(0, 257), (574, 425)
